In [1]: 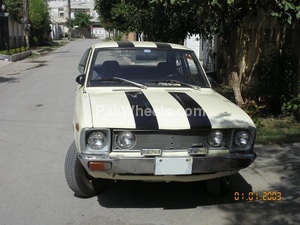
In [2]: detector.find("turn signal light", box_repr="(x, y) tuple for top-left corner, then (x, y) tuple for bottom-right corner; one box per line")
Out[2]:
(88, 161), (112, 171)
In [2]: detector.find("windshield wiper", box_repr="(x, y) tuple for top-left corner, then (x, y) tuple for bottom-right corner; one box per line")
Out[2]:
(113, 77), (147, 89)
(97, 77), (147, 89)
(154, 79), (200, 90)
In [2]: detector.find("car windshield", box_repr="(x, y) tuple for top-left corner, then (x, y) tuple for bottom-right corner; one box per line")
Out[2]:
(87, 48), (210, 88)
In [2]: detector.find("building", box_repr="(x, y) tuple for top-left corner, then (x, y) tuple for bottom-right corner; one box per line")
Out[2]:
(48, 0), (109, 39)
(184, 34), (217, 73)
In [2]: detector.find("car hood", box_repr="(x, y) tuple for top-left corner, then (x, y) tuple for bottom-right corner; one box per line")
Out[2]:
(88, 88), (255, 130)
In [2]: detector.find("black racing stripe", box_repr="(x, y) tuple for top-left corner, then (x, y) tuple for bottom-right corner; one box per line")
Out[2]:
(117, 41), (135, 48)
(125, 92), (159, 130)
(154, 42), (172, 49)
(169, 92), (212, 129)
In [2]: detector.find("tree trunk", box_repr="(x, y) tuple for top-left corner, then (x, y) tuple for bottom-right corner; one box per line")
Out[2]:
(229, 71), (244, 107)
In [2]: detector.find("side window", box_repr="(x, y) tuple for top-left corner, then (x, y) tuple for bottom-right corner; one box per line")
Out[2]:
(78, 49), (90, 74)
(175, 53), (184, 75)
(185, 53), (198, 75)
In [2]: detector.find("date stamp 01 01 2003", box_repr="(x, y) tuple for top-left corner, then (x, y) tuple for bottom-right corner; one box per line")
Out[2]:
(234, 192), (282, 201)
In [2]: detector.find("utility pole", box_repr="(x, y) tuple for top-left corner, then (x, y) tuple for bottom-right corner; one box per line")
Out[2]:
(23, 0), (29, 49)
(68, 0), (71, 39)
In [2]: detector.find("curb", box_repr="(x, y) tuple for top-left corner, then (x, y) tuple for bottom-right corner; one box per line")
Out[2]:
(0, 51), (32, 62)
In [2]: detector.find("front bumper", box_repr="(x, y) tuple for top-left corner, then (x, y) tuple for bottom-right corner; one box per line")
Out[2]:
(79, 152), (256, 181)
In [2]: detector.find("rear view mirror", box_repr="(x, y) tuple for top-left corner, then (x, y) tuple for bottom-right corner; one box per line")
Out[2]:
(136, 54), (158, 60)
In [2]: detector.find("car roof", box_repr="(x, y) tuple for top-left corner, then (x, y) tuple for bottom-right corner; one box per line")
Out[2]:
(91, 41), (190, 51)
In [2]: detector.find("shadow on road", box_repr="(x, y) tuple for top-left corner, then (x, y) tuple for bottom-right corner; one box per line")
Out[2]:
(217, 144), (300, 225)
(96, 173), (253, 209)
(49, 51), (70, 55)
(0, 76), (18, 83)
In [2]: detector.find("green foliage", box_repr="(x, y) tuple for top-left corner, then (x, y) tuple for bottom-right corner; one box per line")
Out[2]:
(28, 0), (51, 45)
(282, 94), (300, 121)
(3, 0), (23, 23)
(255, 116), (300, 144)
(95, 0), (299, 43)
(65, 18), (75, 29)
(0, 46), (27, 55)
(73, 12), (92, 28)
(29, 0), (50, 30)
(213, 85), (235, 103)
(242, 99), (267, 118)
(250, 47), (298, 115)
(65, 13), (92, 31)
(268, 0), (300, 24)
(112, 32), (124, 41)
(95, 0), (203, 43)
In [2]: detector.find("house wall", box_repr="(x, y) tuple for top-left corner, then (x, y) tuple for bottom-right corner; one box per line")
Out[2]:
(91, 27), (109, 39)
(48, 0), (103, 40)
(184, 34), (217, 71)
(218, 10), (300, 95)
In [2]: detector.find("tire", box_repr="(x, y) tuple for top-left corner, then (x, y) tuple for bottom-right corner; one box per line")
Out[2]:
(206, 175), (232, 196)
(64, 142), (107, 198)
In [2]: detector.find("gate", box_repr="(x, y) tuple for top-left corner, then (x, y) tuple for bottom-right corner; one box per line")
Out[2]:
(0, 15), (9, 51)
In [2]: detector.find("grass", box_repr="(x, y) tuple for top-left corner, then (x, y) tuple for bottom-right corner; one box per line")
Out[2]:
(0, 47), (28, 55)
(255, 116), (300, 145)
(0, 40), (69, 56)
(29, 40), (69, 58)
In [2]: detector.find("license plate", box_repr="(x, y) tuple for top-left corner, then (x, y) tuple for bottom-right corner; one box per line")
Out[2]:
(154, 157), (193, 175)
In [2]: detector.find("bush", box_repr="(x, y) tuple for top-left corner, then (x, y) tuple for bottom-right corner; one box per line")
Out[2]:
(242, 98), (267, 118)
(255, 116), (300, 144)
(0, 47), (28, 55)
(30, 36), (40, 46)
(113, 33), (124, 41)
(282, 94), (300, 121)
(213, 85), (235, 103)
(250, 47), (298, 116)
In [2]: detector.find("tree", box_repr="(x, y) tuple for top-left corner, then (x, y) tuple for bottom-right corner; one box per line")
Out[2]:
(94, 0), (299, 44)
(156, 0), (300, 107)
(95, 0), (202, 43)
(69, 12), (93, 38)
(29, 0), (51, 45)
(3, 0), (23, 23)
(65, 17), (75, 29)
(73, 12), (92, 28)
(95, 0), (300, 108)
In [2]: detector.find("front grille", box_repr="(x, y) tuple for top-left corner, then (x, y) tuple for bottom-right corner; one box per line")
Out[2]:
(112, 130), (210, 151)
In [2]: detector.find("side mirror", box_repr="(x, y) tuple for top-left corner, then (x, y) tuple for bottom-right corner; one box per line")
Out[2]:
(76, 74), (86, 86)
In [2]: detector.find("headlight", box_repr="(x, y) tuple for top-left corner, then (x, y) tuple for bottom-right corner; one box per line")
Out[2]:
(87, 131), (108, 149)
(116, 131), (136, 149)
(234, 130), (250, 147)
(207, 130), (224, 147)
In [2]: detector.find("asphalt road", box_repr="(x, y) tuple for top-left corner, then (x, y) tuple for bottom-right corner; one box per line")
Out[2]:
(0, 39), (299, 225)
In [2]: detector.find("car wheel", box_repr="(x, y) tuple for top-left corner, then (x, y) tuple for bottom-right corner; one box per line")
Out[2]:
(206, 175), (232, 196)
(64, 141), (107, 198)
